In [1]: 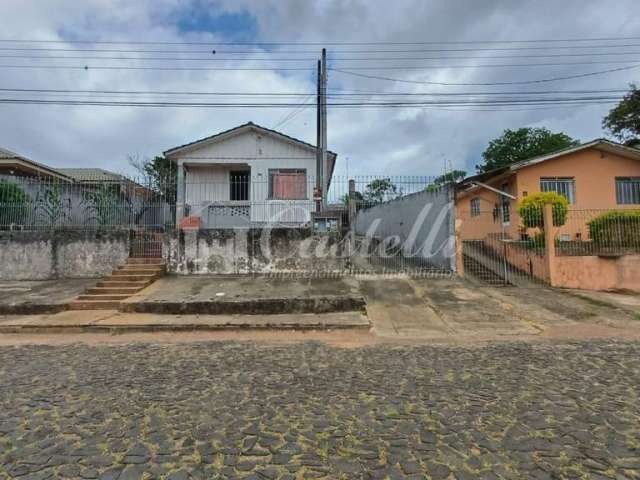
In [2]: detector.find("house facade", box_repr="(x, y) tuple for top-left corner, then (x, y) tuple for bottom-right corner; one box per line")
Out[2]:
(165, 122), (337, 228)
(456, 139), (640, 241)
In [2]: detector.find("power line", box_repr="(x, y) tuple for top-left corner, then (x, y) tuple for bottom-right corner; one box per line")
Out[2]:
(272, 94), (315, 128)
(4, 44), (640, 54)
(2, 36), (640, 45)
(0, 64), (315, 71)
(0, 87), (627, 97)
(0, 97), (620, 108)
(331, 64), (640, 85)
(2, 55), (639, 68)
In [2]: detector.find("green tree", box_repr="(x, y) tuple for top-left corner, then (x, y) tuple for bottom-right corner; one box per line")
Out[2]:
(129, 154), (176, 203)
(363, 178), (399, 204)
(425, 170), (466, 192)
(0, 180), (31, 227)
(477, 127), (579, 173)
(603, 84), (640, 147)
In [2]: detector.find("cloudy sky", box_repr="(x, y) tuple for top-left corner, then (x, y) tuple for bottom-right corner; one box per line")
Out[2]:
(0, 0), (639, 179)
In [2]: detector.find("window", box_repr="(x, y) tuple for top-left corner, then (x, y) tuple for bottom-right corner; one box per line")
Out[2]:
(540, 177), (576, 203)
(268, 169), (307, 199)
(500, 183), (511, 224)
(470, 197), (480, 217)
(616, 177), (640, 204)
(230, 171), (249, 201)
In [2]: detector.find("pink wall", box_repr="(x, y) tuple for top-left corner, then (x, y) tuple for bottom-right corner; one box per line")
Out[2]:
(554, 254), (640, 292)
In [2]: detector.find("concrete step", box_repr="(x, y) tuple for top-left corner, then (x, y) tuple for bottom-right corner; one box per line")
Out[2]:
(97, 280), (151, 288)
(127, 257), (164, 265)
(87, 286), (143, 295)
(108, 272), (159, 281)
(77, 294), (131, 301)
(117, 266), (165, 274)
(67, 300), (122, 310)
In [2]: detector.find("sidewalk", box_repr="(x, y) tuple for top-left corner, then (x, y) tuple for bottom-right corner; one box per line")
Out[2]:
(0, 279), (95, 314)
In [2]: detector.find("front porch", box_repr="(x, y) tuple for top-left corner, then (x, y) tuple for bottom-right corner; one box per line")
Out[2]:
(177, 162), (315, 228)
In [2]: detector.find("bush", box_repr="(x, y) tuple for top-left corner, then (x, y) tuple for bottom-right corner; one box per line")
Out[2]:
(0, 180), (31, 227)
(588, 210), (640, 247)
(517, 192), (568, 229)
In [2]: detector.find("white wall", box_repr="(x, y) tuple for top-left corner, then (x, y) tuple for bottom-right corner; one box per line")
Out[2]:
(174, 128), (318, 224)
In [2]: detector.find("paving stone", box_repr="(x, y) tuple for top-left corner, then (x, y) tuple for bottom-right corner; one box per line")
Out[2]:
(1, 341), (640, 479)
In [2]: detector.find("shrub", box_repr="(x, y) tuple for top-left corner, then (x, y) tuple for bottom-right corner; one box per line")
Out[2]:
(588, 210), (640, 247)
(517, 192), (568, 229)
(0, 180), (31, 227)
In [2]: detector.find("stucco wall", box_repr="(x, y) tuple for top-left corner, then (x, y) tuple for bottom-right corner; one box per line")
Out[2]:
(0, 230), (130, 280)
(554, 254), (640, 292)
(166, 228), (347, 274)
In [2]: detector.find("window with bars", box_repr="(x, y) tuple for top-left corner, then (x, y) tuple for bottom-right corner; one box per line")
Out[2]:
(616, 177), (640, 204)
(268, 169), (307, 200)
(470, 197), (480, 217)
(540, 177), (576, 203)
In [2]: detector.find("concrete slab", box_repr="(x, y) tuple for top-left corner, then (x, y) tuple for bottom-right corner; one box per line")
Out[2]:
(0, 279), (95, 314)
(0, 310), (370, 333)
(122, 275), (366, 315)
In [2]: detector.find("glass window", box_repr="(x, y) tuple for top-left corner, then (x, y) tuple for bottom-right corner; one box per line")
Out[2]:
(268, 169), (307, 200)
(500, 183), (511, 224)
(616, 177), (640, 204)
(540, 177), (576, 203)
(470, 197), (480, 217)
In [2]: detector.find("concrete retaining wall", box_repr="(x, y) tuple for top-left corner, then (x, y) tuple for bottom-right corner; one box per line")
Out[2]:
(166, 228), (347, 274)
(0, 230), (130, 280)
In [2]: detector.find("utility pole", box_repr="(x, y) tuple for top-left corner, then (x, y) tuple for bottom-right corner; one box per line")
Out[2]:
(315, 59), (322, 213)
(320, 48), (328, 208)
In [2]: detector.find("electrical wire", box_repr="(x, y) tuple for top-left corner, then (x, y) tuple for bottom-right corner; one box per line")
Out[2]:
(331, 64), (640, 85)
(2, 36), (640, 45)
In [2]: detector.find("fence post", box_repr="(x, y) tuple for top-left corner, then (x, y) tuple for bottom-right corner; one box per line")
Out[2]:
(455, 216), (464, 276)
(543, 203), (558, 286)
(347, 179), (356, 263)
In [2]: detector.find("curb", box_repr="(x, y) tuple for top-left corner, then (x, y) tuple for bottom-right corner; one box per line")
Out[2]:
(0, 320), (371, 334)
(0, 304), (68, 316)
(119, 295), (367, 316)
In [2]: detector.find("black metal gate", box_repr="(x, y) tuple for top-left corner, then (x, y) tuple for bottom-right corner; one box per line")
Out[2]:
(130, 230), (163, 258)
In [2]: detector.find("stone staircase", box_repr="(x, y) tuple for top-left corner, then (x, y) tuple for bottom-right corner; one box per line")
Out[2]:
(68, 258), (166, 310)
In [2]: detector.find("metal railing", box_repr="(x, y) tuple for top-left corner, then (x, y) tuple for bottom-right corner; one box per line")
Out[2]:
(555, 208), (640, 256)
(0, 174), (446, 230)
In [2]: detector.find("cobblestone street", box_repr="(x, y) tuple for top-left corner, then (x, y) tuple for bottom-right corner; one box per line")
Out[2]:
(1, 340), (639, 479)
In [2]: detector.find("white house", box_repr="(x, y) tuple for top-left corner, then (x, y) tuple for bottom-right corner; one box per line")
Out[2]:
(164, 122), (337, 228)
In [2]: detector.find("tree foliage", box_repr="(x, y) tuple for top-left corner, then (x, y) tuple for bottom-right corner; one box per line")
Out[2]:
(425, 170), (466, 192)
(477, 127), (579, 173)
(518, 192), (568, 229)
(129, 154), (176, 203)
(603, 84), (640, 147)
(363, 178), (399, 204)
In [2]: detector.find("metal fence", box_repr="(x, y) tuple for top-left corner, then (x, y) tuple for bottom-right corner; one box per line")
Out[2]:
(460, 204), (640, 285)
(0, 174), (173, 230)
(460, 206), (549, 286)
(555, 208), (640, 256)
(0, 174), (449, 230)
